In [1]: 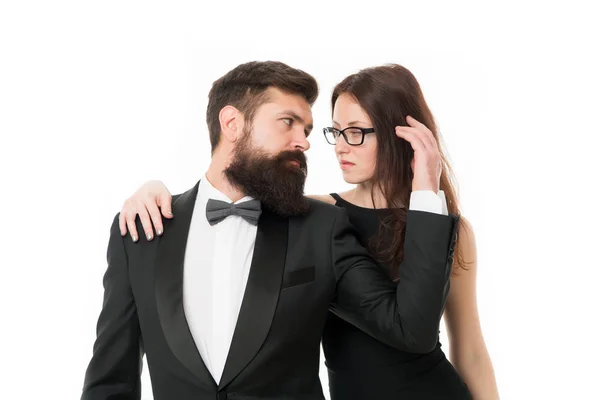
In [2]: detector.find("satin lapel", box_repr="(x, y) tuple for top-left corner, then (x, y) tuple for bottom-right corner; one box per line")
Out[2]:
(218, 209), (288, 389)
(154, 181), (215, 386)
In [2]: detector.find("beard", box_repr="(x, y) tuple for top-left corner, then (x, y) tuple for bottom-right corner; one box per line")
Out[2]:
(224, 131), (310, 217)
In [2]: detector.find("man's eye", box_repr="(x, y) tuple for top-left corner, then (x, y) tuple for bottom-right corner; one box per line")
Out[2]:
(282, 118), (293, 126)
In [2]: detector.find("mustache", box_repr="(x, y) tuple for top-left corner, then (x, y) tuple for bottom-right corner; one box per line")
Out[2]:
(276, 150), (307, 170)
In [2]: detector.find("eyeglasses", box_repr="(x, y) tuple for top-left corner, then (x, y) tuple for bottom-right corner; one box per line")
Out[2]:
(323, 126), (375, 146)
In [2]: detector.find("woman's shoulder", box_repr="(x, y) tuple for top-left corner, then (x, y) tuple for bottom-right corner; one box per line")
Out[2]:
(308, 190), (356, 204)
(306, 193), (337, 205)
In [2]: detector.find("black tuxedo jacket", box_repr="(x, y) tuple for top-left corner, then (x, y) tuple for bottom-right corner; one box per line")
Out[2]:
(82, 182), (459, 400)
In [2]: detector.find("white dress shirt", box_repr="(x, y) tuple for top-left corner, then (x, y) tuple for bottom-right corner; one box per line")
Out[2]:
(183, 176), (448, 383)
(183, 177), (258, 383)
(410, 190), (448, 215)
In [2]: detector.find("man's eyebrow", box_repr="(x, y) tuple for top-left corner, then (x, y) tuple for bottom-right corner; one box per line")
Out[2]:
(278, 111), (313, 133)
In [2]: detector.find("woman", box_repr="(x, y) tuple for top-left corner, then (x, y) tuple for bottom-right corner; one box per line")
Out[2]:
(119, 64), (498, 399)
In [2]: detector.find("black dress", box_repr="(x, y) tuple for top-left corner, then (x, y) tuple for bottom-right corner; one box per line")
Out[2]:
(322, 193), (472, 400)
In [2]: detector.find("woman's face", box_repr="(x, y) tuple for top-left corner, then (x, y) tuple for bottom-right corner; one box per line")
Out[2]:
(332, 93), (378, 184)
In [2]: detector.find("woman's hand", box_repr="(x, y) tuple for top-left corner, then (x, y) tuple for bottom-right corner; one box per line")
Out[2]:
(395, 115), (442, 193)
(118, 180), (173, 242)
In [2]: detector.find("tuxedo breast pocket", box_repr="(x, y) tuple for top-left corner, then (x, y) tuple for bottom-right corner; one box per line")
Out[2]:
(282, 265), (315, 289)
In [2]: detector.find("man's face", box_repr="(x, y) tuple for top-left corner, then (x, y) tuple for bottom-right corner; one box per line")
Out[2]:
(224, 88), (315, 217)
(246, 87), (313, 156)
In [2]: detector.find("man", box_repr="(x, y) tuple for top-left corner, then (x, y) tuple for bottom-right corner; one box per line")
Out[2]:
(82, 61), (459, 400)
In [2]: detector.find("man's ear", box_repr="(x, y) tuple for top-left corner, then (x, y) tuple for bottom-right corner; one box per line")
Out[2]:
(219, 105), (244, 143)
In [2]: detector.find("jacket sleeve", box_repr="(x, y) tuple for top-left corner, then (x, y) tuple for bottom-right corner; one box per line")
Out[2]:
(330, 207), (459, 353)
(81, 214), (143, 400)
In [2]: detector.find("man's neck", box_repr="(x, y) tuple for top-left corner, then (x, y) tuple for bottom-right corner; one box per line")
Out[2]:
(205, 162), (247, 203)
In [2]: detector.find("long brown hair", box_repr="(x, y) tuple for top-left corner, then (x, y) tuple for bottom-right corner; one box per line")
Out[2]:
(331, 64), (469, 279)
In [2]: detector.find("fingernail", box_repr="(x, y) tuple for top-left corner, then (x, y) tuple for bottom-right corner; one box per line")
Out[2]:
(168, 211), (173, 216)
(133, 236), (138, 242)
(157, 229), (163, 235)
(147, 234), (153, 241)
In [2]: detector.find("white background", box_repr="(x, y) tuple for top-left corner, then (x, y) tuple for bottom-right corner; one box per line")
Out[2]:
(1, 1), (599, 399)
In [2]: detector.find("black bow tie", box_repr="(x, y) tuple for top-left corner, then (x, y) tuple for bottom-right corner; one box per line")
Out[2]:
(205, 198), (262, 226)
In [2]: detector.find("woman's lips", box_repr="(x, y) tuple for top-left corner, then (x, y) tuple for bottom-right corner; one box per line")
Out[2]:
(339, 161), (355, 170)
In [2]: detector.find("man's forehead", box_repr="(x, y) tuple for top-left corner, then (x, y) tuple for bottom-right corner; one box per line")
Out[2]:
(264, 88), (313, 120)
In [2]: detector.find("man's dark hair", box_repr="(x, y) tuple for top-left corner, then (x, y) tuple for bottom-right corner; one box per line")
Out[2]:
(206, 61), (319, 152)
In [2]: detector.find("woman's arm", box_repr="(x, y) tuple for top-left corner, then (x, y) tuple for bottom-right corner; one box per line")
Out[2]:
(117, 186), (338, 242)
(444, 218), (499, 399)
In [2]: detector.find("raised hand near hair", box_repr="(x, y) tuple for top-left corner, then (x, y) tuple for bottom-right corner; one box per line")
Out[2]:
(118, 180), (173, 242)
(395, 115), (442, 193)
